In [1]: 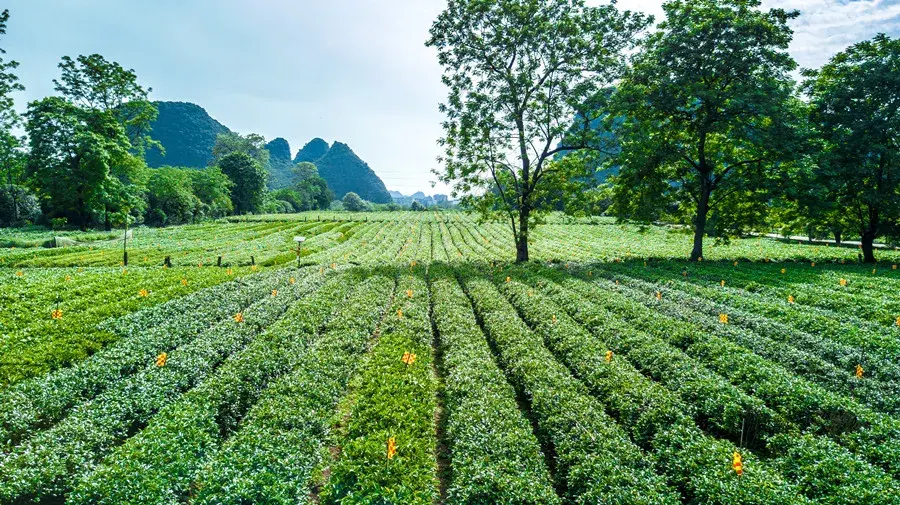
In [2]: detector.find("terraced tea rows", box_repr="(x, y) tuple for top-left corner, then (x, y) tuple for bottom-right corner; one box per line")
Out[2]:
(2, 213), (899, 504)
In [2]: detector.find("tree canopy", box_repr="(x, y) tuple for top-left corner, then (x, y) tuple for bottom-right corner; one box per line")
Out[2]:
(427, 0), (649, 261)
(218, 151), (267, 215)
(607, 0), (803, 260)
(800, 34), (900, 262)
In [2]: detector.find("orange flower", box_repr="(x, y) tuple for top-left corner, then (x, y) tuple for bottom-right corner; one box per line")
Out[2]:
(732, 452), (743, 476)
(893, 264), (897, 270)
(271, 289), (278, 297)
(733, 261), (739, 267)
(65, 275), (72, 282)
(15, 270), (23, 277)
(656, 291), (662, 301)
(331, 263), (336, 269)
(788, 295), (795, 304)
(411, 260), (417, 267)
(811, 262), (816, 267)
(505, 276), (511, 283)
(527, 289), (533, 297)
(720, 280), (725, 287)
(156, 352), (168, 367)
(719, 314), (729, 324)
(856, 364), (864, 379)
(138, 289), (149, 297)
(401, 352), (417, 365)
(397, 308), (403, 319)
(781, 268), (786, 274)
(289, 277), (296, 284)
(387, 437), (397, 459)
(697, 256), (703, 262)
(234, 312), (244, 323)
(251, 265), (258, 271)
(227, 268), (234, 276)
(406, 289), (413, 299)
(51, 309), (63, 320)
(605, 350), (613, 363)
(552, 315), (557, 324)
(181, 278), (188, 286)
(615, 279), (620, 285)
(896, 316), (900, 327)
(840, 278), (848, 287)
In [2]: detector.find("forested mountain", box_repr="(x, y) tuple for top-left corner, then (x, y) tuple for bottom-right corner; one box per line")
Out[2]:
(293, 137), (330, 164)
(302, 141), (392, 203)
(263, 137), (294, 189)
(145, 101), (230, 168)
(143, 102), (391, 202)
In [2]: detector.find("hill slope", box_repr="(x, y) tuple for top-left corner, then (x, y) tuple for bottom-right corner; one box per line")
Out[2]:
(145, 101), (230, 168)
(264, 137), (294, 189)
(311, 141), (392, 203)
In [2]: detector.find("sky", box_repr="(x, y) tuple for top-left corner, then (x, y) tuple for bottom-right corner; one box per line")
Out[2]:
(4, 0), (899, 195)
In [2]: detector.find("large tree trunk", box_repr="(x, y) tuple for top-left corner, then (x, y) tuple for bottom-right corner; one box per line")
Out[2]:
(861, 228), (877, 263)
(516, 206), (530, 263)
(690, 179), (711, 261)
(833, 230), (842, 245)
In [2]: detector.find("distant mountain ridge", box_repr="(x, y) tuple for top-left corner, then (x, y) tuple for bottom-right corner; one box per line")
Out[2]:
(145, 101), (391, 200)
(294, 139), (392, 203)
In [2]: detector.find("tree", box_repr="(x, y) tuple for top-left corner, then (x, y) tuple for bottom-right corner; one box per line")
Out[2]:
(24, 97), (145, 229)
(53, 54), (159, 157)
(802, 34), (900, 262)
(608, 0), (803, 260)
(342, 191), (368, 212)
(292, 161), (332, 210)
(211, 132), (270, 169)
(218, 152), (266, 214)
(427, 0), (649, 262)
(145, 167), (198, 225)
(0, 9), (25, 225)
(188, 166), (233, 217)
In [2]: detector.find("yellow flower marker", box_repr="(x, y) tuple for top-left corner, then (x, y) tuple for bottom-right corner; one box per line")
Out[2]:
(720, 280), (726, 287)
(271, 289), (278, 297)
(698, 257), (703, 262)
(227, 268), (234, 276)
(788, 295), (795, 304)
(65, 275), (72, 282)
(840, 278), (848, 287)
(397, 308), (403, 319)
(781, 268), (786, 274)
(181, 278), (188, 286)
(139, 289), (149, 298)
(15, 270), (23, 277)
(896, 316), (900, 327)
(51, 309), (63, 320)
(733, 452), (743, 476)
(401, 352), (417, 366)
(289, 277), (296, 285)
(656, 291), (662, 301)
(411, 260), (417, 267)
(733, 261), (738, 267)
(811, 262), (816, 267)
(331, 263), (336, 269)
(872, 268), (877, 275)
(251, 265), (258, 272)
(406, 289), (413, 299)
(893, 264), (897, 270)
(234, 312), (244, 323)
(856, 364), (864, 379)
(719, 314), (729, 324)
(588, 271), (592, 276)
(605, 350), (613, 363)
(552, 315), (557, 324)
(506, 276), (511, 283)
(387, 437), (397, 459)
(615, 279), (619, 285)
(528, 289), (533, 297)
(156, 353), (167, 367)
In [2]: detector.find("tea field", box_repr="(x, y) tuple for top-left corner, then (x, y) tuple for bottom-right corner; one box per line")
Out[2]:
(2, 212), (900, 504)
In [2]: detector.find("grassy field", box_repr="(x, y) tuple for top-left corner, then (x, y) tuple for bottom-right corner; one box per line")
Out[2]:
(1, 212), (899, 504)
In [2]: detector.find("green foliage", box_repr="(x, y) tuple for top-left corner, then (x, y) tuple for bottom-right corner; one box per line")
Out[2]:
(218, 151), (267, 214)
(0, 184), (40, 226)
(264, 137), (295, 189)
(187, 165), (234, 217)
(292, 161), (333, 210)
(24, 96), (148, 228)
(341, 191), (368, 212)
(801, 34), (900, 262)
(608, 0), (804, 260)
(145, 167), (198, 225)
(427, 0), (648, 261)
(211, 131), (270, 169)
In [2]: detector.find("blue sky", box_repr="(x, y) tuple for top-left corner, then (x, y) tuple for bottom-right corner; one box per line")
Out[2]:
(5, 0), (899, 195)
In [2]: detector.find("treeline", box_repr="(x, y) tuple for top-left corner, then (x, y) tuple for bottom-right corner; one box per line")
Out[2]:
(0, 9), (333, 231)
(429, 0), (899, 263)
